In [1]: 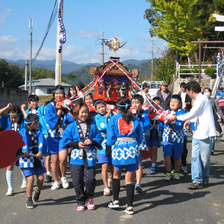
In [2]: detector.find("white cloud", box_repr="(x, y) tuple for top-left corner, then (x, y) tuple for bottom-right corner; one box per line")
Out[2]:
(0, 35), (19, 43)
(0, 9), (12, 24)
(0, 34), (163, 64)
(74, 29), (101, 38)
(136, 34), (153, 42)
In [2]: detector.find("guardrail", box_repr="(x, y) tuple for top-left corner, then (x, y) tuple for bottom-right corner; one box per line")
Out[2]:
(178, 64), (218, 79)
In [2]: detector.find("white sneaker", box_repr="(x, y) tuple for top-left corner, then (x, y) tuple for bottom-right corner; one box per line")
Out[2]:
(103, 187), (111, 196)
(108, 178), (112, 189)
(21, 180), (27, 189)
(6, 188), (13, 196)
(61, 177), (69, 189)
(51, 181), (60, 190)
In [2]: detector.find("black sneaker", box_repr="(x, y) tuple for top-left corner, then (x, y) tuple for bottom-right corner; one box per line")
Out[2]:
(45, 175), (52, 183)
(32, 188), (40, 202)
(108, 200), (119, 208)
(26, 199), (34, 209)
(125, 206), (134, 215)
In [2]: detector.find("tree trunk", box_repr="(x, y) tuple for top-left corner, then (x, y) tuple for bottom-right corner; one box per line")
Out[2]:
(194, 52), (198, 63)
(188, 56), (192, 68)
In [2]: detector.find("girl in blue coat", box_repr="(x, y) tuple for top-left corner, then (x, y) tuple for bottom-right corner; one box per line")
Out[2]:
(107, 96), (143, 215)
(60, 101), (103, 211)
(44, 85), (75, 190)
(0, 104), (26, 196)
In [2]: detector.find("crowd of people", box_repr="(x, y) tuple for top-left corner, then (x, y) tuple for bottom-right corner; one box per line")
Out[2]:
(0, 80), (219, 215)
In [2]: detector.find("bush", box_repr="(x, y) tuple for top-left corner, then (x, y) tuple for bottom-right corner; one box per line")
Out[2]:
(204, 67), (216, 78)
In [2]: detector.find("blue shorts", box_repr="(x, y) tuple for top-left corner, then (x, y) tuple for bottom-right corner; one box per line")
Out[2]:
(163, 141), (183, 159)
(114, 163), (139, 172)
(98, 154), (112, 165)
(47, 137), (67, 154)
(23, 167), (46, 177)
(146, 140), (161, 147)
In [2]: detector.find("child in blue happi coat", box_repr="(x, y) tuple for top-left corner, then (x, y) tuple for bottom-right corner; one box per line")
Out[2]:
(107, 96), (143, 215)
(94, 100), (115, 196)
(60, 101), (103, 211)
(19, 114), (46, 209)
(159, 95), (186, 181)
(146, 97), (162, 174)
(21, 95), (51, 182)
(0, 103), (26, 196)
(44, 85), (75, 190)
(131, 94), (150, 193)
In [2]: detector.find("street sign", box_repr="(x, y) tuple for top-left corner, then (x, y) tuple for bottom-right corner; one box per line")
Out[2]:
(215, 27), (224, 31)
(212, 13), (224, 21)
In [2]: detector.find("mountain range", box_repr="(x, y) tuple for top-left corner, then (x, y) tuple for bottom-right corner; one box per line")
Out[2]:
(5, 58), (151, 74)
(5, 58), (153, 85)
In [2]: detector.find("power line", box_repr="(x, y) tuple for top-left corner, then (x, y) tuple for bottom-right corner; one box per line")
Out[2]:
(32, 0), (58, 63)
(66, 40), (100, 58)
(5, 73), (21, 86)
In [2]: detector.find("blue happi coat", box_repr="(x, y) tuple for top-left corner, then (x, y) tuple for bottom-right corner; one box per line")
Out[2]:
(136, 110), (150, 150)
(107, 113), (143, 166)
(44, 101), (74, 138)
(25, 105), (45, 118)
(26, 105), (49, 154)
(19, 127), (45, 169)
(60, 120), (103, 167)
(159, 108), (186, 143)
(0, 115), (25, 130)
(94, 113), (112, 155)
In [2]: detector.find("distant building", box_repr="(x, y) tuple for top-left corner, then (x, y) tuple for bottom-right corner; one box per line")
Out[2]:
(18, 78), (70, 96)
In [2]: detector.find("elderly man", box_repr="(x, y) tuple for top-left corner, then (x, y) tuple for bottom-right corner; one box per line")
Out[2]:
(167, 81), (216, 189)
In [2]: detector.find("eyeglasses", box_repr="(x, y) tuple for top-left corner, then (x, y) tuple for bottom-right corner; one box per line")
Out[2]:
(163, 85), (168, 87)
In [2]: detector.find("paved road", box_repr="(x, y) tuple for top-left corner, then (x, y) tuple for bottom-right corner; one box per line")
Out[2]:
(0, 136), (224, 224)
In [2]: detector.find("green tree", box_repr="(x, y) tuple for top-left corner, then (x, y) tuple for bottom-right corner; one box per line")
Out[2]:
(0, 59), (24, 88)
(196, 0), (224, 42)
(65, 72), (76, 84)
(144, 0), (208, 63)
(32, 69), (55, 80)
(153, 48), (176, 83)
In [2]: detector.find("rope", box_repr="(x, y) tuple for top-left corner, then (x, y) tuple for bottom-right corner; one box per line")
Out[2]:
(69, 58), (164, 116)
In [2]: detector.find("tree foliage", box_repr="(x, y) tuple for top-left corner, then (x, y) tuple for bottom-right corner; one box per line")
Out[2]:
(153, 48), (176, 83)
(144, 0), (224, 59)
(0, 59), (24, 88)
(0, 59), (69, 88)
(32, 69), (55, 80)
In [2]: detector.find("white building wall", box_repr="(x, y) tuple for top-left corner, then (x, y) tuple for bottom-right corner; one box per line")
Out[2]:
(35, 87), (47, 95)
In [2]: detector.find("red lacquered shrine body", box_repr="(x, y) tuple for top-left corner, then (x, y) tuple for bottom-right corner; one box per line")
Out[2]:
(89, 57), (139, 103)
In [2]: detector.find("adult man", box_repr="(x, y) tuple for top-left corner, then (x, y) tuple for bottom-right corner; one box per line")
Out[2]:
(156, 82), (172, 110)
(178, 82), (192, 111)
(138, 82), (151, 107)
(167, 81), (216, 189)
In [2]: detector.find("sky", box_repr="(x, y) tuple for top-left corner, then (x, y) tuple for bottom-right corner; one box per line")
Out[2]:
(0, 0), (167, 65)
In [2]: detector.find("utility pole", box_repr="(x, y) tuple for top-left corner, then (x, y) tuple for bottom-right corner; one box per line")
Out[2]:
(98, 32), (108, 64)
(25, 60), (28, 90)
(29, 19), (33, 95)
(151, 40), (154, 78)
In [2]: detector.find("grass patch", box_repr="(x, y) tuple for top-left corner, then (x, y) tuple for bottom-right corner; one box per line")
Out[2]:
(39, 95), (53, 105)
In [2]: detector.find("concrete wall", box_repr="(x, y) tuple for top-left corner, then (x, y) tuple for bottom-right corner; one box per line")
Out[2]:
(0, 88), (28, 111)
(171, 78), (216, 95)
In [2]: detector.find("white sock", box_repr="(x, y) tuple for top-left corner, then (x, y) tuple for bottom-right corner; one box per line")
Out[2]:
(47, 171), (51, 176)
(151, 163), (156, 167)
(20, 169), (26, 182)
(6, 170), (13, 190)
